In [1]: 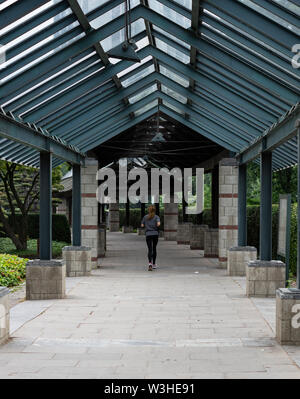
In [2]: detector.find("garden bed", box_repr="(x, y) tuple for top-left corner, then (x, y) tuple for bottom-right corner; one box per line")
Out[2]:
(0, 238), (69, 259)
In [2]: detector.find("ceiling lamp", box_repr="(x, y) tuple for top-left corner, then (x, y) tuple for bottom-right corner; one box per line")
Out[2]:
(107, 1), (141, 62)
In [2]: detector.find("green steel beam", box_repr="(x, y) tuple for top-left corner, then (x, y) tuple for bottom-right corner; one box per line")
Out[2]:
(0, 0), (50, 28)
(0, 7), (140, 99)
(39, 151), (52, 260)
(205, 0), (299, 51)
(80, 107), (159, 151)
(72, 163), (81, 246)
(202, 0), (293, 59)
(39, 45), (279, 133)
(2, 49), (94, 106)
(238, 104), (300, 164)
(260, 151), (272, 261)
(76, 92), (240, 153)
(159, 104), (239, 152)
(51, 73), (158, 135)
(0, 112), (85, 164)
(1, 1), (69, 45)
(19, 41), (149, 122)
(5, 12), (78, 62)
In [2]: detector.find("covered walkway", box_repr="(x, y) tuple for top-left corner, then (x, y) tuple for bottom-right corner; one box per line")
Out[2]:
(1, 232), (300, 379)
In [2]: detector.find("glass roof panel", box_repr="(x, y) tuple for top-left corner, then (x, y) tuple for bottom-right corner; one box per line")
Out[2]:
(160, 65), (189, 87)
(163, 100), (185, 115)
(2, 51), (98, 108)
(161, 85), (187, 104)
(1, 32), (86, 83)
(173, 0), (192, 10)
(155, 38), (190, 64)
(117, 55), (152, 78)
(134, 99), (158, 117)
(122, 64), (155, 87)
(2, 19), (79, 68)
(100, 18), (145, 52)
(148, 0), (191, 28)
(153, 25), (190, 49)
(87, 0), (140, 29)
(0, 0), (63, 36)
(128, 84), (157, 104)
(272, 0), (300, 14)
(238, 0), (300, 34)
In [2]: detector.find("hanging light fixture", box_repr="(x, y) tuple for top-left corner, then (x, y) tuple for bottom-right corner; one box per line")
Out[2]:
(107, 0), (141, 62)
(152, 104), (166, 143)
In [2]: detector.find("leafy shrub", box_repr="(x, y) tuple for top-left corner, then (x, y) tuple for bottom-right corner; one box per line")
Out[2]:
(0, 254), (27, 287)
(0, 238), (68, 259)
(247, 204), (297, 276)
(0, 214), (71, 243)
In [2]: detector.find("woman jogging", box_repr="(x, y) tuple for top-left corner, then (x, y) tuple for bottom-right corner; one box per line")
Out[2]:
(141, 205), (160, 271)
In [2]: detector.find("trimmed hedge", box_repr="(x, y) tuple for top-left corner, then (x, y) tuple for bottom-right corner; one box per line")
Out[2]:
(0, 214), (71, 243)
(247, 204), (297, 276)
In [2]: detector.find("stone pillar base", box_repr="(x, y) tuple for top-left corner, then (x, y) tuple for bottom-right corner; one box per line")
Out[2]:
(26, 260), (66, 300)
(227, 246), (257, 276)
(177, 223), (192, 245)
(276, 288), (300, 345)
(190, 225), (208, 250)
(63, 246), (92, 277)
(246, 260), (286, 297)
(109, 223), (119, 232)
(0, 287), (10, 345)
(122, 225), (133, 233)
(137, 228), (145, 235)
(204, 228), (219, 258)
(164, 202), (178, 241)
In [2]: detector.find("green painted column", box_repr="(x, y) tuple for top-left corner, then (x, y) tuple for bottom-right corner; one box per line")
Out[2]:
(125, 201), (130, 226)
(141, 202), (146, 219)
(238, 163), (247, 246)
(155, 202), (160, 217)
(211, 166), (219, 228)
(39, 152), (52, 260)
(72, 164), (81, 247)
(260, 151), (272, 261)
(297, 121), (300, 289)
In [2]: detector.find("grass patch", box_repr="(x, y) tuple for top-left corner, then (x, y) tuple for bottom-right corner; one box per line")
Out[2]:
(0, 238), (68, 259)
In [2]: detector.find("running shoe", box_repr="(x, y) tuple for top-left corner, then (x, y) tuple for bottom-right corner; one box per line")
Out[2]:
(152, 264), (158, 269)
(148, 263), (153, 271)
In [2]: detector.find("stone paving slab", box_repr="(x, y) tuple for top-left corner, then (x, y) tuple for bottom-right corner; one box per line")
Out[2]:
(0, 232), (299, 379)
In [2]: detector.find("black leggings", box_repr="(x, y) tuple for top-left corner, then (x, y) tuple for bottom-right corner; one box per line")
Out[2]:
(146, 235), (158, 264)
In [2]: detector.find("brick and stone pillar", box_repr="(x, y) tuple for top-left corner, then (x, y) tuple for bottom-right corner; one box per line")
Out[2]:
(276, 288), (300, 345)
(246, 260), (286, 297)
(109, 202), (119, 232)
(219, 158), (238, 268)
(190, 225), (208, 250)
(81, 158), (99, 269)
(164, 201), (178, 241)
(0, 287), (9, 345)
(227, 246), (257, 276)
(177, 222), (192, 245)
(204, 228), (219, 258)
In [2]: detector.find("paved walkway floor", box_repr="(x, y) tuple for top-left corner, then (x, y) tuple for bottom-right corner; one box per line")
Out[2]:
(1, 232), (300, 379)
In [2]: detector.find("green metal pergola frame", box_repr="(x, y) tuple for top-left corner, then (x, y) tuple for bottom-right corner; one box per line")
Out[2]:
(0, 0), (299, 263)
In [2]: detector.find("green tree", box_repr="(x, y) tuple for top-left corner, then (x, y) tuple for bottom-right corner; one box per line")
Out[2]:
(0, 160), (64, 250)
(272, 166), (297, 203)
(247, 162), (260, 205)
